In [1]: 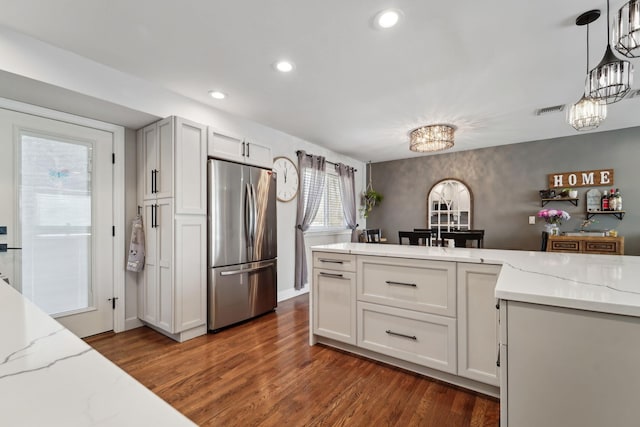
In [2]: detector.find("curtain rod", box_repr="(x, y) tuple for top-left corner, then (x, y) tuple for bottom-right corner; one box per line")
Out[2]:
(295, 150), (358, 172)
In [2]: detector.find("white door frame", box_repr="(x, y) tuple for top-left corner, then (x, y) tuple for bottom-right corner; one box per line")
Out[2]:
(0, 97), (126, 333)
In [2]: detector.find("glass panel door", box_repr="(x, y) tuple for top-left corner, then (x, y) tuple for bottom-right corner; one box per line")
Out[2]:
(20, 133), (93, 316)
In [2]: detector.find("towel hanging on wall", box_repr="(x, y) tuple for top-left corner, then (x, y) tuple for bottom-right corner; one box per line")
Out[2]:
(126, 214), (145, 272)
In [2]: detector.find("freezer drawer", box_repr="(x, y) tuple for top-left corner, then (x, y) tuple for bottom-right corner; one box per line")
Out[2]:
(208, 259), (277, 330)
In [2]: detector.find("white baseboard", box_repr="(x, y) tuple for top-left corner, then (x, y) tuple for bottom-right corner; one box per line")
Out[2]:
(278, 285), (309, 302)
(124, 316), (143, 331)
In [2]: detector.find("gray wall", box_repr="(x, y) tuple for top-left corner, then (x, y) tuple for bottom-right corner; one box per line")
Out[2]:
(367, 127), (640, 255)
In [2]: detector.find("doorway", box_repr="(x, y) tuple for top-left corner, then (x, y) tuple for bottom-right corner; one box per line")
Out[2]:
(0, 107), (115, 337)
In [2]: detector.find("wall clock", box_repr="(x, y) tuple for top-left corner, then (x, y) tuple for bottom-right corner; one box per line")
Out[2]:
(272, 156), (299, 202)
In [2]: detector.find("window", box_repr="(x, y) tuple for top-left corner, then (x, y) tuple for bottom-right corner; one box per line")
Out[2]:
(304, 167), (345, 230)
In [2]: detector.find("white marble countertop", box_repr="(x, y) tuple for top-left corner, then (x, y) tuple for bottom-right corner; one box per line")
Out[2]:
(0, 282), (195, 427)
(312, 243), (640, 317)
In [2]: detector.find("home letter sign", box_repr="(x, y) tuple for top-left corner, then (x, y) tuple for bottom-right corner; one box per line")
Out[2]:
(548, 169), (614, 188)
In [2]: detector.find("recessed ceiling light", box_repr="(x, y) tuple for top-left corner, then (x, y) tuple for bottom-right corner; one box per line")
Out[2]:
(274, 60), (294, 73)
(209, 90), (226, 100)
(374, 9), (402, 29)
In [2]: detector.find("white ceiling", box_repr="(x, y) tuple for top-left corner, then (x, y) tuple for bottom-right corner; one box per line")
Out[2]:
(0, 0), (639, 162)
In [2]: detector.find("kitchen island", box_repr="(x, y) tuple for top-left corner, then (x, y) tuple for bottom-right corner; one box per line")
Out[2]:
(310, 243), (640, 426)
(0, 282), (195, 426)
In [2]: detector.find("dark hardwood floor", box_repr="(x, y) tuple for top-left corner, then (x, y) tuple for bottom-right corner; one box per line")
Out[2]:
(86, 295), (499, 426)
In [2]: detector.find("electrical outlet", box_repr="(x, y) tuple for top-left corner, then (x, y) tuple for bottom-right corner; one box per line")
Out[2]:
(528, 216), (536, 225)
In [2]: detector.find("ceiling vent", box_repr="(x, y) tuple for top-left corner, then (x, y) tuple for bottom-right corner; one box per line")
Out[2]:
(535, 104), (566, 116)
(624, 89), (640, 100)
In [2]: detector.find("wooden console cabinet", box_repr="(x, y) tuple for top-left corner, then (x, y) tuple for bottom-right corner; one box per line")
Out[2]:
(547, 235), (624, 255)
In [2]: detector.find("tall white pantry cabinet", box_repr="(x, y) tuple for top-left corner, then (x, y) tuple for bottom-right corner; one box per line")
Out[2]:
(136, 116), (208, 342)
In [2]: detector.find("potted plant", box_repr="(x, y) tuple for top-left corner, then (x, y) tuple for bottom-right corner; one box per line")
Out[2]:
(361, 188), (383, 218)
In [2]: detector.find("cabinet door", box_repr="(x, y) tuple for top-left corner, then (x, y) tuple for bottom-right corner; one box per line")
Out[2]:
(313, 268), (356, 345)
(244, 140), (272, 168)
(208, 128), (244, 163)
(174, 215), (207, 332)
(140, 123), (157, 200)
(138, 200), (161, 326)
(174, 117), (207, 215)
(457, 263), (500, 386)
(156, 198), (174, 332)
(155, 117), (173, 199)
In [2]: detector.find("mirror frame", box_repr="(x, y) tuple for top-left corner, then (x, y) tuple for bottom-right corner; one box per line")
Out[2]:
(427, 178), (474, 240)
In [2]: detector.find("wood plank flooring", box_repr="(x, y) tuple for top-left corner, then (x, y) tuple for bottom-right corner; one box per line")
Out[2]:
(86, 295), (499, 426)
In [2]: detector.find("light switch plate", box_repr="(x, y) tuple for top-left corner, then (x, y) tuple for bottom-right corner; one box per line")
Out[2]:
(528, 216), (536, 225)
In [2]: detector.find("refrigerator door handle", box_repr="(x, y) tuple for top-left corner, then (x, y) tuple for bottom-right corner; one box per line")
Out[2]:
(250, 183), (258, 243)
(244, 182), (253, 250)
(219, 264), (271, 276)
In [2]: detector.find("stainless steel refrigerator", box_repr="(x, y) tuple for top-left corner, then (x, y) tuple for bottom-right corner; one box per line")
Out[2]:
(207, 158), (277, 331)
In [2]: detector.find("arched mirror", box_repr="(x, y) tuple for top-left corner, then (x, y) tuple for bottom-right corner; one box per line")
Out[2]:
(427, 179), (473, 241)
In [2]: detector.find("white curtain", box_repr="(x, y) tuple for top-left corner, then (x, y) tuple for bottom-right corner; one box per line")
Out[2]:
(336, 163), (358, 242)
(294, 151), (326, 290)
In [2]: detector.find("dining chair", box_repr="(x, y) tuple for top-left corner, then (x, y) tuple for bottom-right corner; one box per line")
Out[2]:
(413, 228), (436, 246)
(440, 230), (485, 248)
(398, 231), (431, 246)
(541, 231), (549, 251)
(364, 229), (381, 243)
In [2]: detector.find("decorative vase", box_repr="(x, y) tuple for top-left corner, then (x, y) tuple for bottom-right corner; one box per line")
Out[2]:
(545, 223), (560, 236)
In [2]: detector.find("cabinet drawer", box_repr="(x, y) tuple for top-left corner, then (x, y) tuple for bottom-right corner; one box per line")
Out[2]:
(357, 301), (457, 374)
(313, 252), (357, 272)
(548, 239), (581, 252)
(584, 241), (620, 255)
(357, 256), (456, 317)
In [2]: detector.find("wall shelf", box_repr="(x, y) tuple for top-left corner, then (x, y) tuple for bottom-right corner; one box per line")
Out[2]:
(586, 210), (625, 220)
(541, 198), (579, 207)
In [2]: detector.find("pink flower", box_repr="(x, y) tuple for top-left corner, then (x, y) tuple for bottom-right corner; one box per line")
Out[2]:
(537, 209), (571, 225)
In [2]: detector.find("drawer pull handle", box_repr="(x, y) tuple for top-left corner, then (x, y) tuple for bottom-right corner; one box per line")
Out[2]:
(385, 280), (417, 287)
(385, 330), (417, 340)
(318, 259), (344, 264)
(496, 345), (501, 367)
(319, 272), (345, 279)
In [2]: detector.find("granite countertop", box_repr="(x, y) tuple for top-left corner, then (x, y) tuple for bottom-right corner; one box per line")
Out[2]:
(311, 243), (640, 317)
(0, 283), (195, 426)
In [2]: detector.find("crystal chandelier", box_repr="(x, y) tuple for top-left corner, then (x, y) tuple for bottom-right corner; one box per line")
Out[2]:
(587, 0), (633, 104)
(409, 124), (455, 152)
(568, 10), (607, 131)
(614, 0), (640, 58)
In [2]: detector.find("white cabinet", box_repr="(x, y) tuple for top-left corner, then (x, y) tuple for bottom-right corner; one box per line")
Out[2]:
(208, 128), (272, 168)
(356, 256), (457, 372)
(136, 116), (207, 342)
(139, 199), (173, 330)
(358, 301), (457, 373)
(138, 117), (207, 214)
(311, 250), (501, 397)
(457, 263), (500, 386)
(174, 215), (207, 332)
(139, 117), (173, 200)
(357, 256), (456, 317)
(312, 252), (356, 345)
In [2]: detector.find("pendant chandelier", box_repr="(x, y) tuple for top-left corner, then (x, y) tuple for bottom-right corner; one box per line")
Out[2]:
(614, 0), (640, 58)
(586, 0), (633, 104)
(568, 10), (607, 131)
(409, 124), (455, 152)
